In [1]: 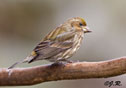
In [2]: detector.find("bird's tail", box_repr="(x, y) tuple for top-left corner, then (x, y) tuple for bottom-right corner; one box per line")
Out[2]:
(8, 56), (34, 69)
(8, 60), (25, 69)
(8, 61), (22, 69)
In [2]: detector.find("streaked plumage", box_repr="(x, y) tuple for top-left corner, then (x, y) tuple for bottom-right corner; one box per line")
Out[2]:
(8, 17), (91, 69)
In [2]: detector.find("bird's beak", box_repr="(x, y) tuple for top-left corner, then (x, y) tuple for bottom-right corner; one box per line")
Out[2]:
(83, 26), (92, 33)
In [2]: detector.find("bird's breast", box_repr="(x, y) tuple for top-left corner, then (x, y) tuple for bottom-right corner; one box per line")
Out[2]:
(62, 32), (84, 59)
(72, 32), (84, 51)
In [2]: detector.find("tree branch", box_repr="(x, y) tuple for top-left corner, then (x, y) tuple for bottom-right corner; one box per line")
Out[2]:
(0, 57), (126, 86)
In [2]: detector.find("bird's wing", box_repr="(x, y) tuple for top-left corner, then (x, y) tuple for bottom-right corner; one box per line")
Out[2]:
(28, 31), (75, 63)
(36, 40), (73, 56)
(9, 32), (75, 68)
(28, 41), (73, 63)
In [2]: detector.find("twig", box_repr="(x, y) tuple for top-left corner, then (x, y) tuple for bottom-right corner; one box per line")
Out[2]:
(0, 57), (126, 86)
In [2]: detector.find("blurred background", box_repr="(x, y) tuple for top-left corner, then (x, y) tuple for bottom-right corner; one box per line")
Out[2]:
(0, 0), (126, 88)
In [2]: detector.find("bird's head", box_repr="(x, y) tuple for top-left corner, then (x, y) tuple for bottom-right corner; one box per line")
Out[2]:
(65, 17), (91, 33)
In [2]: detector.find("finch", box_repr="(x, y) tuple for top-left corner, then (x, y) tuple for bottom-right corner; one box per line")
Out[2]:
(8, 17), (91, 69)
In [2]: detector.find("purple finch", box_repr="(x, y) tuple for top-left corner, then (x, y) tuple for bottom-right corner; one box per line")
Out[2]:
(9, 17), (91, 69)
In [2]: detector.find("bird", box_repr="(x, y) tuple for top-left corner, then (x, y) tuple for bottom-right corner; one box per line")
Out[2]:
(8, 17), (91, 69)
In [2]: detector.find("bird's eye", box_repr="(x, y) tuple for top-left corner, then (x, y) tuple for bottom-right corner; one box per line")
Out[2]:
(79, 23), (83, 26)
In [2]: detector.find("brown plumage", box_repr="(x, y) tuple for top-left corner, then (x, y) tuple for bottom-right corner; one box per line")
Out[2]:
(8, 17), (91, 69)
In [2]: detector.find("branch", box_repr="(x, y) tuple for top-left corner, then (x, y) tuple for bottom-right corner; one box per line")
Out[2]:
(0, 57), (126, 86)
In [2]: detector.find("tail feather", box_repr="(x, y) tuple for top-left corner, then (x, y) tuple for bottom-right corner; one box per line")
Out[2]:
(8, 60), (24, 69)
(8, 56), (34, 69)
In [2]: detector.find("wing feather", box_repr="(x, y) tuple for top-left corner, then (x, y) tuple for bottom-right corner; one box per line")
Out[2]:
(29, 31), (75, 62)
